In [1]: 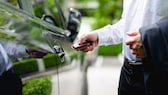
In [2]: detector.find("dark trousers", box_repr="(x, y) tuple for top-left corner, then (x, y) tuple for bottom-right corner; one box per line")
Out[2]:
(0, 68), (22, 95)
(118, 59), (168, 95)
(118, 60), (145, 95)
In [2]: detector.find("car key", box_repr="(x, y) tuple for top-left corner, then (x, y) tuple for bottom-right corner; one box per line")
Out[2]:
(71, 41), (92, 50)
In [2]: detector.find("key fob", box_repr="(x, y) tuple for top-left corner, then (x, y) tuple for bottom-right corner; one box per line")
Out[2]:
(72, 41), (92, 50)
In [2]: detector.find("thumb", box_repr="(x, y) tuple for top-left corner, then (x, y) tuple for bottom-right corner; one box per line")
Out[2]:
(125, 38), (135, 45)
(127, 32), (138, 37)
(77, 34), (89, 44)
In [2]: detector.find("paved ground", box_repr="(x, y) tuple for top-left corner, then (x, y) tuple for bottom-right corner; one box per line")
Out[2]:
(87, 55), (123, 95)
(51, 59), (86, 95)
(50, 54), (123, 95)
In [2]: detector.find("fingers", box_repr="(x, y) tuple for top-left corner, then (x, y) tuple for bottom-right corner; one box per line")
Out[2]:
(126, 39), (135, 46)
(126, 31), (145, 58)
(75, 44), (94, 52)
(130, 45), (145, 59)
(129, 42), (142, 50)
(82, 45), (94, 52)
(129, 44), (144, 58)
(74, 32), (98, 52)
(127, 32), (138, 36)
(126, 32), (139, 45)
(77, 32), (98, 44)
(77, 34), (88, 44)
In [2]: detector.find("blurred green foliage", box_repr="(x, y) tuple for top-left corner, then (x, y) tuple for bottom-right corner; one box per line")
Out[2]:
(44, 0), (64, 28)
(77, 0), (97, 3)
(0, 32), (15, 42)
(98, 44), (122, 56)
(92, 0), (122, 29)
(6, 0), (18, 5)
(68, 51), (86, 65)
(28, 27), (46, 42)
(12, 51), (80, 76)
(43, 53), (65, 69)
(34, 4), (45, 18)
(68, 51), (79, 61)
(13, 58), (38, 75)
(0, 12), (9, 26)
(23, 76), (52, 95)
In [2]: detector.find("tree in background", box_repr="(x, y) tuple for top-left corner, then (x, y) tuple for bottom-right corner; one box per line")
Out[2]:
(92, 0), (122, 29)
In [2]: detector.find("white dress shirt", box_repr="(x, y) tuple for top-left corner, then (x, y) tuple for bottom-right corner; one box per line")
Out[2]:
(0, 41), (29, 75)
(96, 0), (168, 62)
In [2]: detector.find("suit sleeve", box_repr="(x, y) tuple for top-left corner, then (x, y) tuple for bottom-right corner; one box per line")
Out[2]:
(139, 19), (168, 78)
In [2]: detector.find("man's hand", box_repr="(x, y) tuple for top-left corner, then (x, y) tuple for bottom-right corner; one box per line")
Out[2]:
(74, 32), (98, 52)
(26, 48), (49, 58)
(125, 32), (145, 59)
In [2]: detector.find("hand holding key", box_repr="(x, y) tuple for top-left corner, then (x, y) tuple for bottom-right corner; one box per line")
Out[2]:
(72, 32), (98, 52)
(72, 41), (92, 51)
